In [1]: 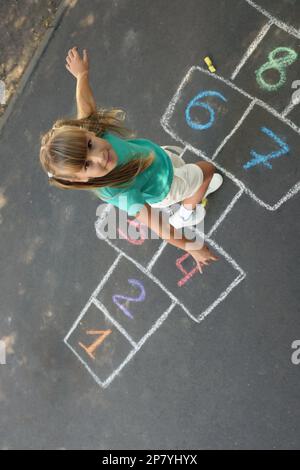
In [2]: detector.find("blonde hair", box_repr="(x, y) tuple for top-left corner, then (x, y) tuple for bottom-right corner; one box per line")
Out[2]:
(39, 106), (155, 199)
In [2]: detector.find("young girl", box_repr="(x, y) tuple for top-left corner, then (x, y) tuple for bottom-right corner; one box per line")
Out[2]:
(39, 47), (223, 273)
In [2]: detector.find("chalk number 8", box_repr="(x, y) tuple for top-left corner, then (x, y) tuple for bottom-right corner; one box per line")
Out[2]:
(256, 47), (298, 92)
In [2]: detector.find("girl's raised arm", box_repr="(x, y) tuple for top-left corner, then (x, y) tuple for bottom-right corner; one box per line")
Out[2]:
(76, 72), (97, 119)
(65, 46), (97, 118)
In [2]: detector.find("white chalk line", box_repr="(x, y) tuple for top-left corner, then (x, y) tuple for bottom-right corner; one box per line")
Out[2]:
(65, 0), (299, 388)
(64, 0), (299, 388)
(175, 234), (246, 323)
(161, 145), (245, 240)
(94, 217), (183, 306)
(196, 235), (246, 321)
(243, 180), (300, 210)
(65, 244), (178, 388)
(207, 187), (245, 238)
(95, 209), (245, 322)
(95, 201), (169, 273)
(282, 100), (297, 118)
(159, 131), (246, 200)
(163, 119), (300, 211)
(64, 302), (176, 388)
(179, 270), (246, 323)
(156, 144), (245, 240)
(93, 206), (197, 316)
(63, 341), (107, 388)
(198, 272), (246, 322)
(245, 0), (300, 40)
(197, 66), (300, 134)
(64, 251), (123, 342)
(95, 215), (205, 326)
(93, 297), (137, 348)
(147, 207), (246, 324)
(63, 62), (248, 386)
(161, 66), (197, 128)
(100, 301), (177, 388)
(231, 19), (273, 80)
(64, 187), (246, 387)
(212, 100), (256, 161)
(198, 235), (246, 278)
(146, 239), (168, 271)
(160, 66), (300, 210)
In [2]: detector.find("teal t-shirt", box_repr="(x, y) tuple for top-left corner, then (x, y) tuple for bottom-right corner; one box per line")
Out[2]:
(92, 131), (174, 216)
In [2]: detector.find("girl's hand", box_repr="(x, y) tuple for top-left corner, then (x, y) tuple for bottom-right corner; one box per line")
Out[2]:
(186, 244), (219, 274)
(65, 46), (89, 79)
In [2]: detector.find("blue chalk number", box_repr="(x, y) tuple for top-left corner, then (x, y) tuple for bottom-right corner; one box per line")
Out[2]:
(244, 127), (290, 170)
(185, 91), (227, 130)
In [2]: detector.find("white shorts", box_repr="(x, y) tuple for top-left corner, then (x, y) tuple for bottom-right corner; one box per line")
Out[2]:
(149, 145), (203, 208)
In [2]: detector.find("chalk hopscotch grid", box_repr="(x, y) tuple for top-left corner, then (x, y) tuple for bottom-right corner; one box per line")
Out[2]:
(231, 17), (300, 84)
(218, 8), (300, 206)
(206, 187), (245, 239)
(66, 302), (177, 389)
(232, 4), (300, 118)
(93, 211), (196, 315)
(64, 201), (245, 388)
(64, 249), (177, 388)
(211, 99), (256, 161)
(175, 232), (246, 323)
(64, 252), (123, 388)
(64, 1), (300, 389)
(93, 211), (245, 323)
(64, 216), (182, 387)
(245, 0), (300, 41)
(64, 251), (177, 388)
(65, 0), (300, 387)
(231, 19), (273, 81)
(186, 222), (246, 322)
(160, 65), (300, 210)
(161, 65), (300, 136)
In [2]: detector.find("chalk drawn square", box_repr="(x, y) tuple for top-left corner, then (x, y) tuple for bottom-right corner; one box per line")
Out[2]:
(213, 103), (300, 209)
(151, 238), (245, 323)
(161, 66), (252, 157)
(65, 302), (134, 386)
(246, 0), (300, 34)
(233, 24), (300, 116)
(95, 256), (173, 342)
(94, 204), (164, 268)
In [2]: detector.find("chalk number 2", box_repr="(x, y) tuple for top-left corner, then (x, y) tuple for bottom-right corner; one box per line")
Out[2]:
(113, 279), (146, 319)
(79, 279), (146, 360)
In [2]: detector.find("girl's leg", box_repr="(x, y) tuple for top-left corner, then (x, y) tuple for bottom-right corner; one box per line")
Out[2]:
(181, 161), (215, 210)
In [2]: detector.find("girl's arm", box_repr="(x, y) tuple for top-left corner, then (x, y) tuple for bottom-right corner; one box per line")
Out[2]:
(65, 47), (97, 118)
(135, 204), (219, 273)
(76, 72), (97, 118)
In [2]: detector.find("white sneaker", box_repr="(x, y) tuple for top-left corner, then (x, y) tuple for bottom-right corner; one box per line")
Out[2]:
(203, 173), (223, 199)
(169, 203), (206, 229)
(162, 204), (179, 217)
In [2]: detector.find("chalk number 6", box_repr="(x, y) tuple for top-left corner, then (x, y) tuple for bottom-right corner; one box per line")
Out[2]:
(185, 90), (227, 130)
